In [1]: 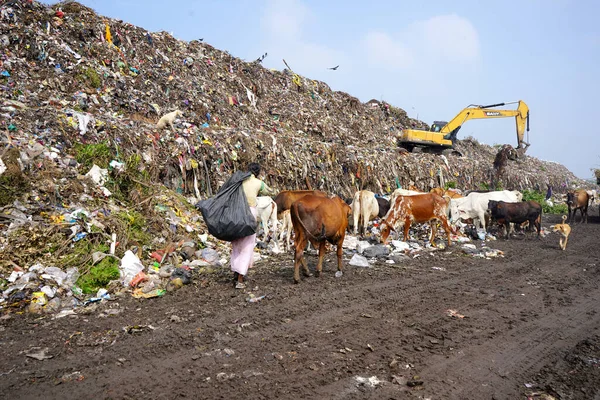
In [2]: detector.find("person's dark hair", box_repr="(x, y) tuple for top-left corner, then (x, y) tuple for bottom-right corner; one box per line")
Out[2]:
(247, 162), (261, 176)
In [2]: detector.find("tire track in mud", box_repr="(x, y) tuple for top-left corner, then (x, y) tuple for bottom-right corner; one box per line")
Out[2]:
(418, 280), (600, 399)
(104, 258), (545, 398)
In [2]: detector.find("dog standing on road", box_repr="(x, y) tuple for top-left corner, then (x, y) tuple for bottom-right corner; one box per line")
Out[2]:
(550, 215), (571, 250)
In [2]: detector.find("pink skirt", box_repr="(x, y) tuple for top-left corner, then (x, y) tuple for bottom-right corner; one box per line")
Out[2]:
(230, 207), (257, 276)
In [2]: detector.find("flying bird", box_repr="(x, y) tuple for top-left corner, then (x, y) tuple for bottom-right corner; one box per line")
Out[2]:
(255, 52), (268, 63)
(328, 65), (339, 70)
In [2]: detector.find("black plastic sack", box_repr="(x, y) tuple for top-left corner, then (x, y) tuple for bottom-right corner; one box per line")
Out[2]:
(195, 171), (257, 242)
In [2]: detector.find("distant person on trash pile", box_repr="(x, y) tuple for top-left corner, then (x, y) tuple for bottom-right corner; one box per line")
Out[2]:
(231, 162), (275, 289)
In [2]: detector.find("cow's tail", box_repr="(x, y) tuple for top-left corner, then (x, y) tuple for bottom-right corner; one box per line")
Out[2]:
(293, 203), (327, 242)
(358, 191), (364, 231)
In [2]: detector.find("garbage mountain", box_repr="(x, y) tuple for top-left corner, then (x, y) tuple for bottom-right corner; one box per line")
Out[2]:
(0, 1), (588, 276)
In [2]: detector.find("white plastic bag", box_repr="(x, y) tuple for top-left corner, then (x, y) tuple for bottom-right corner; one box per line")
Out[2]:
(356, 241), (372, 254)
(119, 250), (145, 286)
(349, 254), (370, 268)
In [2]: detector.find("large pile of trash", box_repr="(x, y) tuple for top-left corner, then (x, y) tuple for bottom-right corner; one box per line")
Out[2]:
(0, 1), (591, 314)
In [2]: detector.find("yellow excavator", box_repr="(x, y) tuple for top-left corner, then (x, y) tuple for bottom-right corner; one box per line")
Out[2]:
(398, 100), (530, 155)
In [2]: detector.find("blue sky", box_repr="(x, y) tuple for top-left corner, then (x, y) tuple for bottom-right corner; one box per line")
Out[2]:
(50, 0), (600, 179)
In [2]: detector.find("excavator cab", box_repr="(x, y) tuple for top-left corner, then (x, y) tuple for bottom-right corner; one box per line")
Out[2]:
(430, 121), (460, 144)
(430, 121), (446, 133)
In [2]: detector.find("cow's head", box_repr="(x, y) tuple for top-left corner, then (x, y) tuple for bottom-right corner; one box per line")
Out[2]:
(488, 200), (498, 213)
(379, 222), (394, 244)
(495, 201), (507, 214)
(566, 192), (575, 206)
(512, 190), (523, 202)
(449, 200), (461, 222)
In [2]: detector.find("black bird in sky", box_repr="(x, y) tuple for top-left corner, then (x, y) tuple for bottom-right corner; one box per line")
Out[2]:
(256, 52), (268, 63)
(328, 65), (339, 70)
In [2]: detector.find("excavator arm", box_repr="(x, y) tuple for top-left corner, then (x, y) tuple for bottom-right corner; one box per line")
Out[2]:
(440, 100), (530, 149)
(398, 100), (530, 153)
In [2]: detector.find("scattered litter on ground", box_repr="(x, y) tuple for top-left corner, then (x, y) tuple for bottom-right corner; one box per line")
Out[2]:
(354, 375), (383, 387)
(349, 254), (370, 268)
(446, 309), (466, 319)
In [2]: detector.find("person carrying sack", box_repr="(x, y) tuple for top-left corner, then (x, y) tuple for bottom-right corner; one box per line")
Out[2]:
(196, 162), (274, 289)
(230, 163), (274, 288)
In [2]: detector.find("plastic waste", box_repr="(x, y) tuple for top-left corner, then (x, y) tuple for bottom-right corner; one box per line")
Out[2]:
(129, 271), (148, 287)
(85, 164), (109, 186)
(196, 171), (257, 241)
(349, 254), (370, 267)
(391, 240), (410, 251)
(72, 286), (83, 297)
(7, 270), (22, 282)
(171, 268), (192, 284)
(40, 285), (56, 298)
(32, 292), (47, 305)
(201, 248), (220, 264)
(132, 288), (166, 299)
(158, 264), (174, 278)
(362, 245), (390, 258)
(342, 235), (359, 249)
(109, 160), (125, 172)
(44, 297), (61, 314)
(64, 267), (80, 288)
(41, 266), (67, 286)
(356, 241), (372, 254)
(476, 228), (486, 241)
(119, 250), (145, 286)
(73, 232), (87, 242)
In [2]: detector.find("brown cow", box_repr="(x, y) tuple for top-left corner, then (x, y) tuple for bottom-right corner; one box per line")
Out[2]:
(290, 195), (351, 283)
(274, 190), (327, 218)
(430, 187), (463, 200)
(380, 193), (453, 247)
(566, 189), (589, 223)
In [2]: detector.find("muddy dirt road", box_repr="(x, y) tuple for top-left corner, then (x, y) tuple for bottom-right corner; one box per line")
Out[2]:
(1, 213), (600, 399)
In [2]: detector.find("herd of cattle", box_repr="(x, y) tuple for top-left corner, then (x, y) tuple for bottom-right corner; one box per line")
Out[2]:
(253, 187), (594, 283)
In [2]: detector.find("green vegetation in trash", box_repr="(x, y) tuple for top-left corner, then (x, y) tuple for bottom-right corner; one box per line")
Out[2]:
(62, 238), (105, 268)
(84, 67), (101, 89)
(444, 181), (457, 189)
(57, 240), (119, 294)
(522, 190), (568, 214)
(74, 141), (114, 170)
(105, 153), (154, 202)
(116, 210), (151, 246)
(77, 256), (120, 294)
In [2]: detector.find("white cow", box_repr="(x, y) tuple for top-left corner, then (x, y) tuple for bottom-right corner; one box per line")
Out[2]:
(350, 190), (380, 236)
(449, 190), (523, 230)
(256, 196), (281, 253)
(586, 190), (597, 205)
